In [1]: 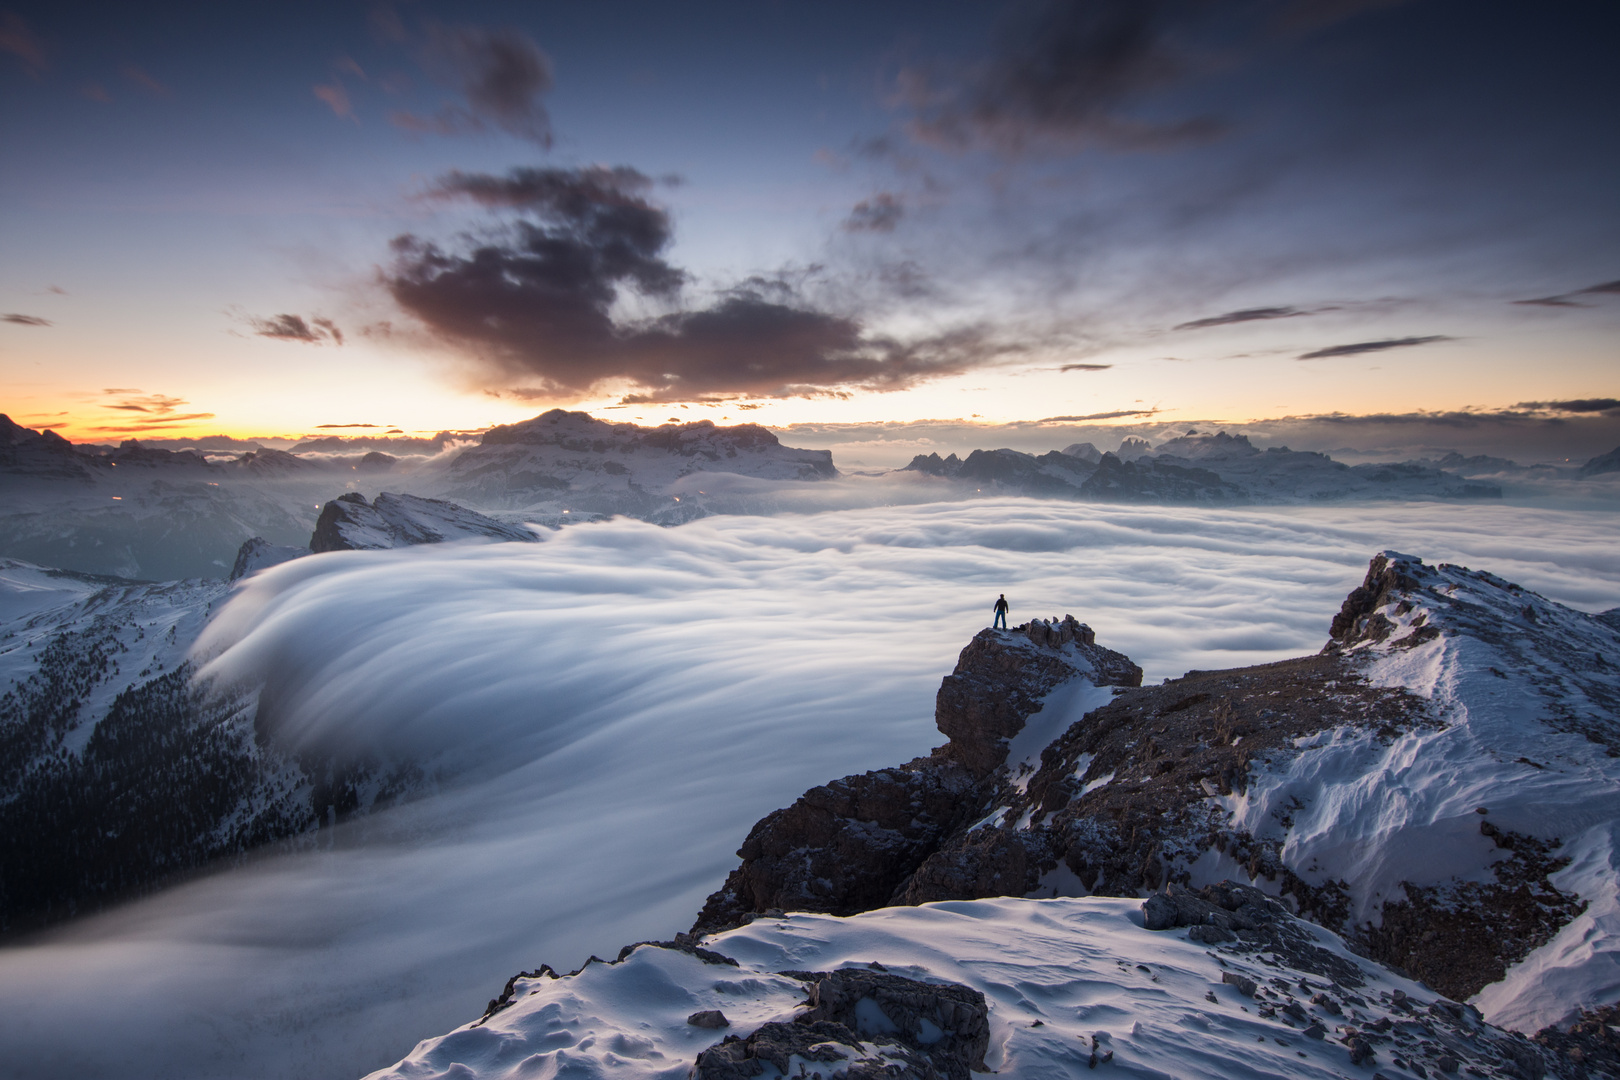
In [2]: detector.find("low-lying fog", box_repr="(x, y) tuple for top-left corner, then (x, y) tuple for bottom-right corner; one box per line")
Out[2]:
(2, 500), (1616, 1080)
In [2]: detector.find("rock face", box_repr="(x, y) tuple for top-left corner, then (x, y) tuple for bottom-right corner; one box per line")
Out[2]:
(690, 623), (1141, 934)
(309, 492), (538, 552)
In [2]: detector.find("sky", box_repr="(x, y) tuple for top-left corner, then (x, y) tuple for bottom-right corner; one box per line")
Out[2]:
(1, 0), (1617, 454)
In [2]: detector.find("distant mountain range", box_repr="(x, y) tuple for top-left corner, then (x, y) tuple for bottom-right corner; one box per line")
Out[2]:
(905, 429), (1509, 503)
(3, 411), (1617, 580)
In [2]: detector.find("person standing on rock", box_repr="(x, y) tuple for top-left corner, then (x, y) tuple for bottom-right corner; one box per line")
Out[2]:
(993, 594), (1009, 629)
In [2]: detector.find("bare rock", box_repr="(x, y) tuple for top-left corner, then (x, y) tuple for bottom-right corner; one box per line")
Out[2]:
(798, 970), (990, 1080)
(687, 1009), (729, 1029)
(692, 1020), (940, 1080)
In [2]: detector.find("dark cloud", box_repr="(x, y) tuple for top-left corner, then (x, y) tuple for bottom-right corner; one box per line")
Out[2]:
(315, 423), (385, 429)
(1059, 363), (1112, 371)
(898, 0), (1224, 154)
(3, 313), (51, 326)
(1297, 335), (1450, 360)
(247, 314), (345, 345)
(392, 25), (553, 146)
(1515, 399), (1620, 414)
(1174, 306), (1305, 330)
(387, 166), (998, 400)
(0, 12), (45, 75)
(1514, 279), (1620, 308)
(843, 193), (904, 233)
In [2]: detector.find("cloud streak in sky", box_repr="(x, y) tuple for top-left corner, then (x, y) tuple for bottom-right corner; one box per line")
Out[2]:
(388, 166), (1000, 401)
(1174, 306), (1307, 331)
(1297, 335), (1450, 360)
(1513, 279), (1620, 308)
(246, 313), (344, 345)
(2, 313), (52, 326)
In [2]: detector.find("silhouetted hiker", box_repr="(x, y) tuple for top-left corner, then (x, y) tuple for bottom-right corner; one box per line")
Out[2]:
(993, 594), (1009, 629)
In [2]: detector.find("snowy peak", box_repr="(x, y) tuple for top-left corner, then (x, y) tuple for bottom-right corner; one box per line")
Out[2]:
(309, 492), (539, 552)
(1150, 429), (1262, 461)
(1327, 549), (1620, 748)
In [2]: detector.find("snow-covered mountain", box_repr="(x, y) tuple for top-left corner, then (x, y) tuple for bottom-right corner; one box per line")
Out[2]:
(906, 430), (1507, 503)
(425, 408), (838, 524)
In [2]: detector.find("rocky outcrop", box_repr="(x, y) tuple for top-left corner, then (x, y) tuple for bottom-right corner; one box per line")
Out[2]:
(934, 620), (1140, 778)
(690, 967), (988, 1080)
(309, 492), (537, 552)
(690, 622), (1141, 934)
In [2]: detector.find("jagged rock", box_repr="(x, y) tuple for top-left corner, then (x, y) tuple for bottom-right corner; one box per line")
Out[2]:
(687, 1009), (729, 1028)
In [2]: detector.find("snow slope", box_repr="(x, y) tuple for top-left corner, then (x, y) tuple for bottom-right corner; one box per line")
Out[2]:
(1246, 553), (1620, 1032)
(372, 894), (1549, 1080)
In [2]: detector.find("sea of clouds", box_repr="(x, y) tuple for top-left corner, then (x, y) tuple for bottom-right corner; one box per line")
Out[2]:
(0, 499), (1616, 1080)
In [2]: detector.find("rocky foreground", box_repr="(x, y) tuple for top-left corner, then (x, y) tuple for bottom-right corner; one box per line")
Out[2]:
(371, 552), (1620, 1079)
